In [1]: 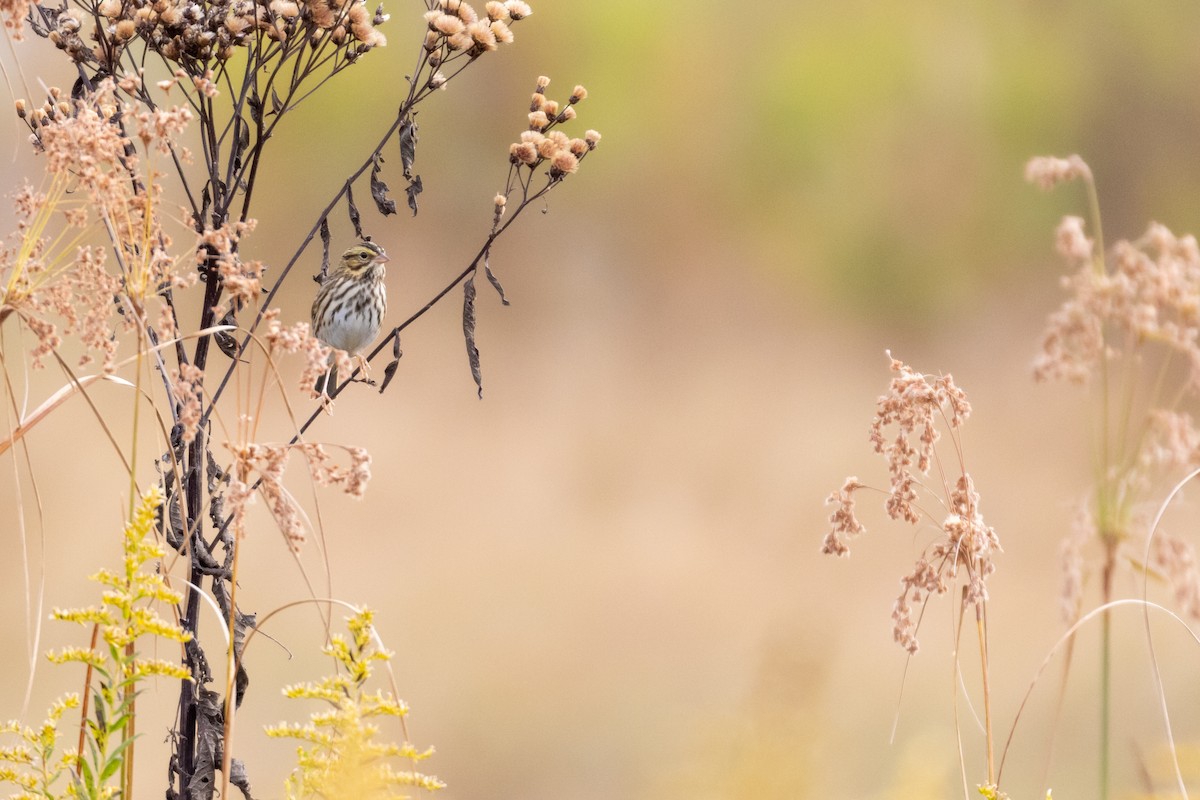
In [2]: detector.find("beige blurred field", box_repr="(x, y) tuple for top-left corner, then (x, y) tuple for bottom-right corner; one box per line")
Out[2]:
(3, 2), (1200, 798)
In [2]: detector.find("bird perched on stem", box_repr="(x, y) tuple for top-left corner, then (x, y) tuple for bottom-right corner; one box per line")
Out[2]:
(311, 240), (390, 394)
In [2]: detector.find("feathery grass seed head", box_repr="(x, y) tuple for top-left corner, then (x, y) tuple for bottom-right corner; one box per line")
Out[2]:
(823, 355), (997, 655)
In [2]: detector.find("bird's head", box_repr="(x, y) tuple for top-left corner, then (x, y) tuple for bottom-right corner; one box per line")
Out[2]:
(338, 241), (390, 275)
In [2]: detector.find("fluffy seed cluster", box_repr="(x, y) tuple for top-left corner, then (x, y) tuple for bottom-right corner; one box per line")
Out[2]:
(26, 84), (129, 199)
(226, 439), (371, 550)
(1153, 532), (1200, 620)
(203, 219), (261, 314)
(1059, 504), (1088, 623)
(823, 355), (999, 655)
(172, 363), (206, 444)
(1025, 154), (1091, 191)
(261, 307), (352, 399)
(421, 0), (525, 61)
(37, 0), (386, 66)
(0, 192), (124, 370)
(0, 0), (31, 38)
(4, 79), (194, 373)
(14, 89), (74, 145)
(507, 75), (600, 180)
(869, 354), (971, 524)
(1035, 216), (1200, 390)
(1031, 154), (1200, 626)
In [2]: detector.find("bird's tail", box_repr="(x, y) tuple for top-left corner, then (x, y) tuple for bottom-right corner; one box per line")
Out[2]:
(315, 355), (338, 395)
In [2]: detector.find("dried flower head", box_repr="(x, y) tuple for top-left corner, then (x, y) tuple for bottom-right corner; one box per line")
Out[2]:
(869, 353), (970, 524)
(0, 0), (32, 39)
(509, 141), (537, 165)
(549, 150), (578, 177)
(225, 439), (372, 550)
(260, 307), (350, 399)
(505, 0), (531, 19)
(466, 19), (497, 51)
(821, 477), (864, 557)
(505, 78), (599, 183)
(1025, 154), (1091, 191)
(418, 0), (521, 68)
(489, 18), (512, 43)
(1152, 532), (1200, 620)
(1031, 158), (1200, 630)
(823, 355), (998, 654)
(432, 13), (464, 35)
(173, 363), (205, 444)
(1034, 217), (1200, 389)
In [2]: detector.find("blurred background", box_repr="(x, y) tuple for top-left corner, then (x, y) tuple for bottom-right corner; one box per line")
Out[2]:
(3, 1), (1200, 798)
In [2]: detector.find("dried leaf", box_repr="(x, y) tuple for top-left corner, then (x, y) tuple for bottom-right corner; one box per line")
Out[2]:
(483, 251), (510, 306)
(71, 75), (89, 103)
(316, 217), (331, 284)
(233, 123), (250, 174)
(399, 117), (417, 179)
(187, 683), (256, 798)
(246, 94), (262, 125)
(379, 335), (402, 394)
(185, 637), (213, 684)
(463, 274), (482, 398)
(232, 611), (254, 707)
(228, 758), (255, 800)
(269, 88), (283, 116)
(346, 184), (363, 238)
(370, 154), (397, 216)
(211, 580), (254, 707)
(27, 12), (47, 35)
(188, 687), (222, 800)
(406, 174), (423, 216)
(208, 495), (226, 541)
(166, 491), (185, 550)
(207, 458), (228, 540)
(214, 309), (241, 360)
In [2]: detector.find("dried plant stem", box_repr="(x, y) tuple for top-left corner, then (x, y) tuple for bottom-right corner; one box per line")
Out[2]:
(74, 623), (101, 779)
(1099, 540), (1117, 800)
(219, 519), (244, 800)
(977, 602), (995, 785)
(123, 640), (136, 800)
(128, 340), (144, 519)
(1083, 171), (1106, 279)
(998, 598), (1200, 793)
(1082, 161), (1115, 800)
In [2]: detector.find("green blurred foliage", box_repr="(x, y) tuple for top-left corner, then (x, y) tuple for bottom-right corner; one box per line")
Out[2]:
(7, 0), (1200, 332)
(495, 1), (1200, 327)
(4, 3), (1200, 798)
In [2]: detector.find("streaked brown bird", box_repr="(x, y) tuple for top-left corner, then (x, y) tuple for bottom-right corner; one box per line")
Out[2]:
(311, 240), (390, 392)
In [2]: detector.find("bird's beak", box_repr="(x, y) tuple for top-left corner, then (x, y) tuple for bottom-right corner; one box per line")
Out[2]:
(376, 254), (391, 264)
